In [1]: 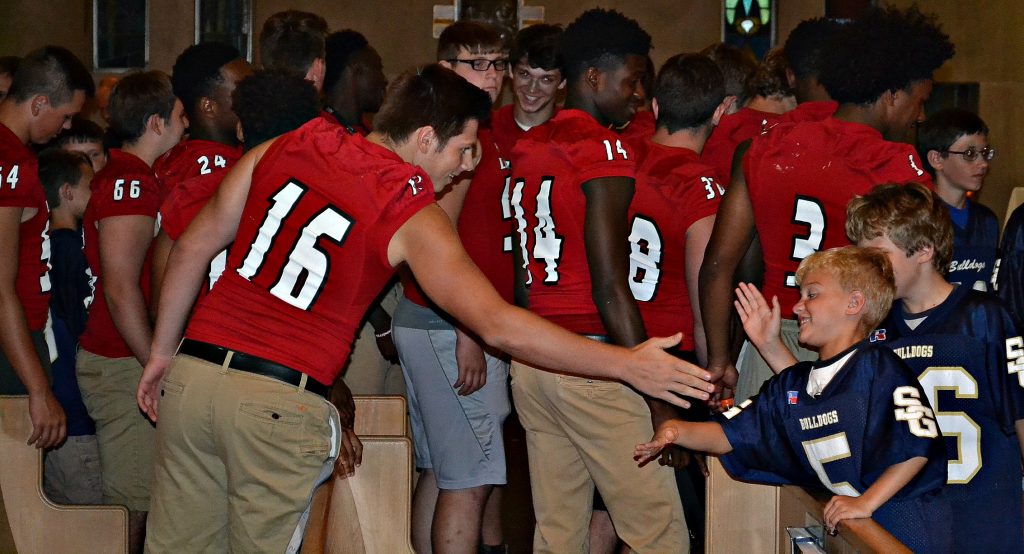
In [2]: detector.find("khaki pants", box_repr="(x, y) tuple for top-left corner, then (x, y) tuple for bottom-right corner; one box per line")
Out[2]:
(76, 349), (154, 511)
(145, 354), (340, 553)
(510, 361), (687, 553)
(735, 318), (818, 402)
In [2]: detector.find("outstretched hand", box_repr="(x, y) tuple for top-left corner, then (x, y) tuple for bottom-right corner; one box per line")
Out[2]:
(823, 495), (874, 534)
(628, 333), (714, 409)
(733, 282), (781, 351)
(634, 421), (681, 466)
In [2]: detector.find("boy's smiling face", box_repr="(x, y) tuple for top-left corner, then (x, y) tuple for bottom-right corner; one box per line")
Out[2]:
(793, 268), (863, 357)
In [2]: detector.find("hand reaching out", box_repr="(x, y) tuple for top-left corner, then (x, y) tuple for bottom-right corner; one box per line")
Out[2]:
(634, 421), (681, 465)
(823, 495), (874, 534)
(733, 282), (781, 352)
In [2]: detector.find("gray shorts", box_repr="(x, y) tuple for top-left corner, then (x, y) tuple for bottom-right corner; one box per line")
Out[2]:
(393, 315), (510, 490)
(44, 434), (104, 505)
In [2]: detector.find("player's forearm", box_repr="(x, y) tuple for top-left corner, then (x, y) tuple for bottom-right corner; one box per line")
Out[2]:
(700, 260), (738, 367)
(858, 456), (927, 513)
(151, 237), (220, 359)
(0, 291), (49, 394)
(105, 284), (153, 365)
(593, 284), (647, 347)
(755, 339), (798, 374)
(668, 420), (733, 455)
(1015, 420), (1024, 465)
(366, 303), (392, 334)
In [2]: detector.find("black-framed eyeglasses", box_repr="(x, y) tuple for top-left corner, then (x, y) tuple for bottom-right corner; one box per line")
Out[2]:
(942, 146), (996, 162)
(447, 58), (509, 72)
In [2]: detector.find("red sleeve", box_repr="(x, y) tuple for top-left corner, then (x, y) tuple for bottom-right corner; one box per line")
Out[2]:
(93, 172), (162, 220)
(676, 169), (723, 232)
(159, 191), (186, 240)
(567, 134), (636, 185)
(0, 157), (40, 208)
(368, 166), (435, 268)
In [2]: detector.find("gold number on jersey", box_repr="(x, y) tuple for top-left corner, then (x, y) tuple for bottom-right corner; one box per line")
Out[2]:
(918, 366), (981, 484)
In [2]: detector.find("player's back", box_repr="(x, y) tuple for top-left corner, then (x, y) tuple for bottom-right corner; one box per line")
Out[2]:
(154, 139), (241, 191)
(509, 109), (635, 334)
(878, 285), (1024, 553)
(186, 118), (432, 386)
(629, 138), (722, 346)
(745, 117), (930, 317)
(700, 107), (779, 186)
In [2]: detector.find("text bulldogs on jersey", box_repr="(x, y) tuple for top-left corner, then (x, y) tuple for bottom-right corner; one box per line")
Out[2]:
(799, 410), (839, 431)
(892, 344), (934, 359)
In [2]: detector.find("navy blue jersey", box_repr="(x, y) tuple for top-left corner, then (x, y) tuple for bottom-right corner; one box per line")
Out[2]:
(48, 228), (95, 436)
(718, 343), (950, 552)
(946, 201), (999, 292)
(997, 203), (1024, 328)
(876, 285), (1024, 552)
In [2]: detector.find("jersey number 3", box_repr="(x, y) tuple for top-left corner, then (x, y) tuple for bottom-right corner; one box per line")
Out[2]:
(237, 180), (353, 310)
(786, 196), (826, 288)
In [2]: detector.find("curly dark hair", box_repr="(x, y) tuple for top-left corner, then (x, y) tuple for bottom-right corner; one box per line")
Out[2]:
(323, 30), (370, 93)
(783, 17), (844, 80)
(171, 42), (241, 119)
(916, 108), (988, 177)
(510, 24), (562, 72)
(232, 69), (320, 151)
(819, 5), (954, 105)
(559, 9), (651, 83)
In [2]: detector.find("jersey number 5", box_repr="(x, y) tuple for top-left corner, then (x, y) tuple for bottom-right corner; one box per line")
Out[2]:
(237, 180), (353, 310)
(918, 367), (981, 484)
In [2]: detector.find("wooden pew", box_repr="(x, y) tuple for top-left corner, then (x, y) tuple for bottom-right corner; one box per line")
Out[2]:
(302, 395), (414, 554)
(706, 457), (909, 553)
(0, 396), (128, 553)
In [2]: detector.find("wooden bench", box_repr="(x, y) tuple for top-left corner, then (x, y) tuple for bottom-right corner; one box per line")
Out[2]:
(302, 395), (414, 554)
(706, 457), (909, 553)
(0, 396), (129, 554)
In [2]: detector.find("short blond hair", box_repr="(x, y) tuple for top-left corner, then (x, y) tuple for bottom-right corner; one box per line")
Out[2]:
(796, 246), (895, 334)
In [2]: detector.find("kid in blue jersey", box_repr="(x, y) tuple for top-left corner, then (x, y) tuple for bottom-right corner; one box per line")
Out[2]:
(847, 183), (1024, 552)
(636, 246), (951, 552)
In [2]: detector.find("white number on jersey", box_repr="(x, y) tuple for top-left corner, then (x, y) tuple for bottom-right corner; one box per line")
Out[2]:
(39, 220), (51, 293)
(501, 175), (515, 255)
(237, 180), (353, 310)
(532, 178), (562, 283)
(208, 249), (228, 291)
(1007, 336), (1024, 386)
(602, 139), (629, 161)
(801, 432), (860, 496)
(785, 196), (826, 288)
(701, 176), (724, 200)
(918, 366), (981, 484)
(628, 215), (662, 302)
(893, 386), (939, 438)
(1, 165), (19, 189)
(508, 178), (532, 285)
(197, 154), (227, 176)
(113, 179), (141, 201)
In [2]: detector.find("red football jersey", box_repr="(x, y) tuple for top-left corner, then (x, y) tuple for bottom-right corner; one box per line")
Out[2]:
(159, 156), (237, 301)
(630, 140), (723, 348)
(185, 118), (433, 385)
(154, 139), (242, 191)
(80, 149), (164, 357)
(0, 123), (50, 331)
(745, 117), (932, 318)
(774, 100), (838, 126)
(618, 110), (656, 143)
(700, 107), (780, 187)
(404, 125), (515, 306)
(490, 104), (528, 156)
(509, 109), (636, 334)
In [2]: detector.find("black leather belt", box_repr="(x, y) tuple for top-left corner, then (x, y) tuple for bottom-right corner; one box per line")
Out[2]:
(178, 339), (329, 397)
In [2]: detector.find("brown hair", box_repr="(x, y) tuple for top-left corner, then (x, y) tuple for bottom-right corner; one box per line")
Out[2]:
(845, 182), (952, 274)
(107, 71), (176, 144)
(437, 21), (505, 61)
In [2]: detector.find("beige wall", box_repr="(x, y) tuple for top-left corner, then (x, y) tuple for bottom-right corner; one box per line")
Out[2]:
(1, 0), (1019, 219)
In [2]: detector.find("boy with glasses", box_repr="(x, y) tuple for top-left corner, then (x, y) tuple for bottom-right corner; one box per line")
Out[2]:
(917, 108), (999, 291)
